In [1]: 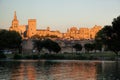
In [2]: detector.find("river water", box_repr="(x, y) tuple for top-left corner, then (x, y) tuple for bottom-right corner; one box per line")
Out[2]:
(0, 60), (120, 80)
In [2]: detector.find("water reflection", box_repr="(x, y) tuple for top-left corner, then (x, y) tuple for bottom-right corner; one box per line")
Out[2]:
(36, 61), (98, 80)
(0, 60), (120, 80)
(10, 61), (37, 80)
(115, 61), (120, 79)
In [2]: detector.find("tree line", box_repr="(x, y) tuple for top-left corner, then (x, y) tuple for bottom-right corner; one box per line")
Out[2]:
(95, 15), (120, 55)
(73, 15), (120, 55)
(0, 30), (22, 53)
(33, 39), (61, 53)
(0, 15), (120, 55)
(0, 30), (103, 54)
(33, 39), (102, 54)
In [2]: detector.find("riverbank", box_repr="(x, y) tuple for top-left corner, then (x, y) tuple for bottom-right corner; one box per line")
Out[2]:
(1, 52), (119, 60)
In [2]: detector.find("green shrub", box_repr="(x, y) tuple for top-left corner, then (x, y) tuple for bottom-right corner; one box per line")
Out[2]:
(24, 54), (39, 59)
(13, 54), (22, 59)
(0, 53), (7, 59)
(24, 55), (32, 59)
(40, 54), (65, 59)
(32, 55), (39, 59)
(77, 55), (88, 60)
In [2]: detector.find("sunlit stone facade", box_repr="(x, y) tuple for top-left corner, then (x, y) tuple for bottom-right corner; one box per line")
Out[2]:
(63, 26), (102, 40)
(27, 19), (36, 38)
(9, 11), (26, 38)
(9, 11), (102, 40)
(90, 25), (102, 39)
(36, 27), (62, 38)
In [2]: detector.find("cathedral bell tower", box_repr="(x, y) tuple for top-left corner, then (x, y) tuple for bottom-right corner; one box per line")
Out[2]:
(12, 11), (19, 28)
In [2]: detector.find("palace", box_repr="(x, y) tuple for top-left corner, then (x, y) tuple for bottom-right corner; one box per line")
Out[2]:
(9, 11), (102, 40)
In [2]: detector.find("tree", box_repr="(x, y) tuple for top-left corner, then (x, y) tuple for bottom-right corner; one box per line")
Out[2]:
(110, 16), (120, 55)
(95, 26), (112, 52)
(73, 43), (82, 53)
(51, 41), (61, 53)
(33, 40), (43, 53)
(0, 30), (22, 53)
(95, 16), (120, 55)
(33, 39), (61, 53)
(42, 39), (61, 53)
(93, 42), (102, 52)
(84, 43), (94, 53)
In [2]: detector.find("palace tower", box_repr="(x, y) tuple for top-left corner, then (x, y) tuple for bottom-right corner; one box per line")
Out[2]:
(27, 19), (36, 38)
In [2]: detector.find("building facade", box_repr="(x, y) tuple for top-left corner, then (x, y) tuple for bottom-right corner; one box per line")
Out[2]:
(9, 11), (27, 38)
(9, 11), (102, 40)
(63, 25), (101, 40)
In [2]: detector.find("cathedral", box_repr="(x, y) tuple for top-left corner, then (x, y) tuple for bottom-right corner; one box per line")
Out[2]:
(9, 11), (102, 40)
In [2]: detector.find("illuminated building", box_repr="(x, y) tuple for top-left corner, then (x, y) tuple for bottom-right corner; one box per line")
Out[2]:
(9, 11), (102, 40)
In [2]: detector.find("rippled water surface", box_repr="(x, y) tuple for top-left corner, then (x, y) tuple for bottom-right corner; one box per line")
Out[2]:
(0, 60), (120, 80)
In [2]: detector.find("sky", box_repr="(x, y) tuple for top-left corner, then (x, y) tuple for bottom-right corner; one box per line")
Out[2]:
(0, 0), (120, 32)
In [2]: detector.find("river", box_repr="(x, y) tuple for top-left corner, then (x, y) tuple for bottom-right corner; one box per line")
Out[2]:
(0, 60), (120, 80)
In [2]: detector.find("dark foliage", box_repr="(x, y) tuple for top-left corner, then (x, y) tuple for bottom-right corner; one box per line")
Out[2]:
(34, 39), (61, 53)
(95, 16), (120, 55)
(73, 43), (82, 53)
(93, 42), (102, 51)
(24, 55), (39, 59)
(42, 39), (61, 53)
(0, 53), (7, 59)
(40, 54), (65, 59)
(33, 40), (43, 53)
(13, 54), (22, 59)
(84, 43), (94, 52)
(0, 30), (22, 53)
